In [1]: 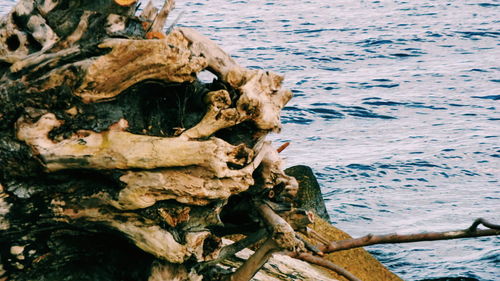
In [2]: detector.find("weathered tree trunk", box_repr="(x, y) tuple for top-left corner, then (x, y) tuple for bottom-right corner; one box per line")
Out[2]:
(0, 1), (411, 280)
(0, 1), (318, 280)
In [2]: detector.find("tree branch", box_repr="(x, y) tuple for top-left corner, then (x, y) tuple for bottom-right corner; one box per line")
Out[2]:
(150, 0), (175, 33)
(254, 200), (299, 250)
(226, 238), (279, 281)
(197, 228), (268, 271)
(468, 218), (500, 231)
(320, 218), (500, 253)
(276, 142), (289, 153)
(289, 252), (362, 281)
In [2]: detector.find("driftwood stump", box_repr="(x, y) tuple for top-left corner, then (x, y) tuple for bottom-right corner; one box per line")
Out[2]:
(0, 0), (329, 280)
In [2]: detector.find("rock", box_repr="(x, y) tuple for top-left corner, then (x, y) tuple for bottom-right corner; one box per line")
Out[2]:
(285, 165), (331, 221)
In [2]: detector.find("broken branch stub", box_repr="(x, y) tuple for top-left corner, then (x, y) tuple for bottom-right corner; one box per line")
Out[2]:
(0, 0), (302, 280)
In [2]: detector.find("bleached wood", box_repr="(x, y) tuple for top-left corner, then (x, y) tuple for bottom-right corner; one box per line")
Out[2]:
(256, 202), (301, 250)
(140, 1), (159, 21)
(75, 34), (207, 102)
(50, 197), (215, 263)
(150, 0), (175, 33)
(224, 238), (339, 281)
(228, 238), (279, 281)
(0, 1), (301, 280)
(179, 27), (292, 131)
(181, 90), (240, 139)
(16, 114), (252, 174)
(56, 11), (95, 50)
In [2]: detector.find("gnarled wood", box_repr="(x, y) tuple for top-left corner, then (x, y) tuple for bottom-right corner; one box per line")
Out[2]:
(0, 1), (301, 280)
(0, 1), (410, 281)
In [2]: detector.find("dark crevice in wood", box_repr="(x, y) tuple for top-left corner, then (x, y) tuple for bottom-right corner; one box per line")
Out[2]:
(10, 12), (28, 30)
(6, 34), (20, 51)
(218, 194), (260, 234)
(3, 229), (155, 281)
(122, 81), (208, 137)
(25, 33), (43, 53)
(215, 121), (264, 149)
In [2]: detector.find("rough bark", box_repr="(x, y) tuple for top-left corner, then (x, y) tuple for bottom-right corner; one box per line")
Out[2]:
(0, 1), (303, 280)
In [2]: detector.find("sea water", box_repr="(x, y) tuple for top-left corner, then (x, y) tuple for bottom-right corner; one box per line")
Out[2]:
(1, 0), (498, 280)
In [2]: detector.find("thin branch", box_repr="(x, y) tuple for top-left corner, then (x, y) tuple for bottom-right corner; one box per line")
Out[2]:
(150, 0), (175, 33)
(289, 252), (362, 281)
(220, 229), (268, 260)
(197, 228), (268, 271)
(139, 0), (158, 21)
(301, 227), (331, 245)
(165, 11), (185, 34)
(277, 142), (290, 153)
(226, 238), (279, 281)
(320, 218), (500, 253)
(469, 217), (500, 231)
(255, 200), (298, 249)
(296, 234), (323, 256)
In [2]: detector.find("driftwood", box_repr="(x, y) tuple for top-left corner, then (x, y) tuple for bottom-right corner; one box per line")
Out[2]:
(1, 1), (495, 281)
(219, 239), (342, 281)
(0, 0), (310, 280)
(288, 252), (362, 281)
(227, 238), (280, 281)
(319, 218), (500, 253)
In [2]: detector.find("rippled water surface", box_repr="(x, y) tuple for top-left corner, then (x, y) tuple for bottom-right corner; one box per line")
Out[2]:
(1, 0), (499, 280)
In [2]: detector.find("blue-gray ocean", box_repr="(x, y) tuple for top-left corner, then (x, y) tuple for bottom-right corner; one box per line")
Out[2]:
(1, 0), (499, 280)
